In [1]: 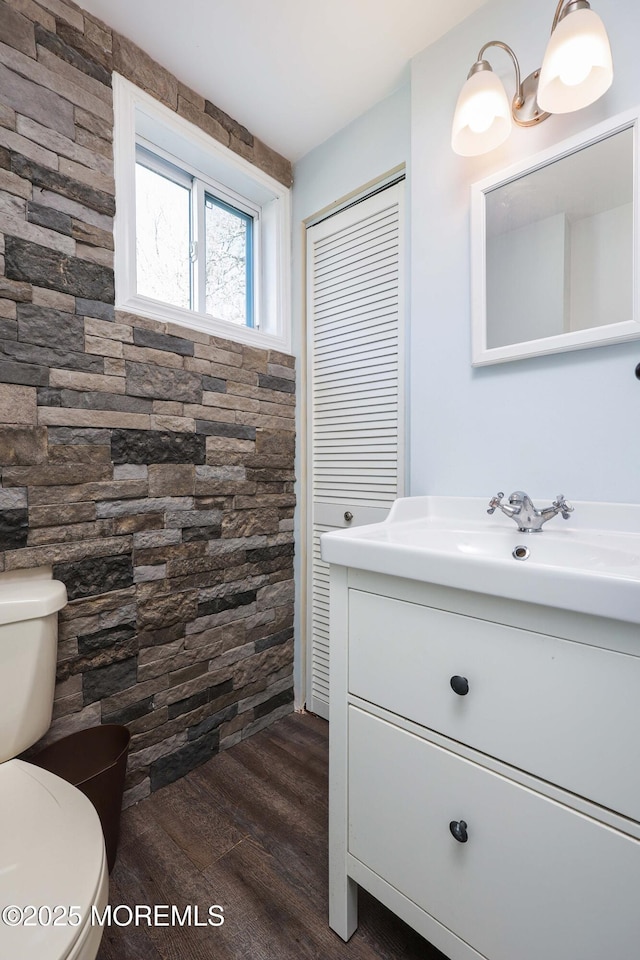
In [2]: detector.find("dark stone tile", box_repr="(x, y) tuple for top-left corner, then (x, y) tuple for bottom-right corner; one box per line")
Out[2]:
(125, 362), (201, 403)
(47, 427), (111, 445)
(181, 524), (221, 543)
(0, 508), (28, 549)
(56, 21), (113, 73)
(197, 590), (256, 617)
(5, 237), (114, 301)
(167, 689), (208, 720)
(78, 624), (137, 655)
(0, 360), (49, 387)
(253, 687), (294, 720)
(255, 627), (294, 654)
(168, 679), (234, 720)
(17, 304), (85, 353)
(1, 338), (104, 374)
(34, 24), (112, 87)
(0, 320), (17, 341)
(10, 155), (115, 217)
(133, 328), (194, 357)
(149, 729), (220, 792)
(137, 622), (186, 649)
(82, 656), (138, 705)
(26, 202), (73, 236)
(0, 146), (10, 170)
(246, 543), (294, 563)
(76, 299), (115, 321)
(54, 554), (134, 601)
(187, 703), (237, 740)
(38, 387), (152, 414)
(195, 420), (256, 440)
(103, 696), (153, 727)
(258, 373), (296, 394)
(111, 429), (206, 465)
(202, 376), (226, 393)
(204, 100), (253, 146)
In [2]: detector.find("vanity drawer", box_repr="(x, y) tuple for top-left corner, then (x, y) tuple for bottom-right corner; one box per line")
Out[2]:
(348, 707), (640, 960)
(348, 590), (640, 819)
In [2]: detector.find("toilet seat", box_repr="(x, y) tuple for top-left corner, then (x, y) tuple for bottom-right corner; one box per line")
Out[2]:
(0, 759), (108, 960)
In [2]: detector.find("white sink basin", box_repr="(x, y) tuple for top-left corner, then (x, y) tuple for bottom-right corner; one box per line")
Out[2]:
(320, 497), (640, 624)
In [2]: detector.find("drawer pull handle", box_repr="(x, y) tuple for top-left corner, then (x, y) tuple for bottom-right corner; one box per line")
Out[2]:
(450, 675), (469, 696)
(344, 511), (354, 523)
(449, 820), (468, 843)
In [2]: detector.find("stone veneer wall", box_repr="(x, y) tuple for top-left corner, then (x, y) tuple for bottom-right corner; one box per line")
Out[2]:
(0, 0), (296, 804)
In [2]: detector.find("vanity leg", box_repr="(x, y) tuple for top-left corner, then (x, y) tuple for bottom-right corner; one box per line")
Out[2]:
(329, 874), (358, 941)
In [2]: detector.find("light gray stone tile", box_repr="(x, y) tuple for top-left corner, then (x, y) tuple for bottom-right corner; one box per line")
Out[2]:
(96, 497), (195, 519)
(15, 114), (113, 175)
(134, 564), (167, 583)
(58, 156), (114, 195)
(31, 186), (112, 231)
(0, 486), (28, 508)
(0, 119), (59, 169)
(0, 41), (112, 122)
(35, 0), (84, 31)
(0, 55), (74, 138)
(36, 44), (112, 104)
(113, 464), (148, 481)
(0, 210), (76, 255)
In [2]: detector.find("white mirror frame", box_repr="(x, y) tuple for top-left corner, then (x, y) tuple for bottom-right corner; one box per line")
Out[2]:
(471, 107), (640, 366)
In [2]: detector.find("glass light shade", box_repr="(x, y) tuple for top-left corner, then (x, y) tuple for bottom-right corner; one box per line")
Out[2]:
(538, 8), (613, 114)
(451, 68), (512, 157)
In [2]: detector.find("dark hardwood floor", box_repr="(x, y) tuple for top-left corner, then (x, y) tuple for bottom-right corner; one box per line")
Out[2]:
(97, 712), (446, 960)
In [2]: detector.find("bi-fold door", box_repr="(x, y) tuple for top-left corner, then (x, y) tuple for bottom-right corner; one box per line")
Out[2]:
(306, 181), (405, 718)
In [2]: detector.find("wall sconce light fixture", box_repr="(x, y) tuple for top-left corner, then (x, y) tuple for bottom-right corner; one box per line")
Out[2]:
(451, 0), (613, 156)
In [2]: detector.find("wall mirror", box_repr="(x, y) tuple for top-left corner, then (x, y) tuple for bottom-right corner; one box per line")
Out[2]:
(471, 109), (640, 365)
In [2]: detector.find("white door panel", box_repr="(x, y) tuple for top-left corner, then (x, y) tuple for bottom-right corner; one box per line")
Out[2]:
(306, 182), (405, 719)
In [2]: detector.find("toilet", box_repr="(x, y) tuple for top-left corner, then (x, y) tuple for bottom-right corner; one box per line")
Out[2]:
(0, 575), (108, 960)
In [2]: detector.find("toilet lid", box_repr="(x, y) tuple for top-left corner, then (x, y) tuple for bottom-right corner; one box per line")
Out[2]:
(0, 759), (106, 960)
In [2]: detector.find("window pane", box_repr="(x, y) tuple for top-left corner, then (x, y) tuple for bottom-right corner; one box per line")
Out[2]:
(205, 195), (253, 326)
(135, 162), (191, 310)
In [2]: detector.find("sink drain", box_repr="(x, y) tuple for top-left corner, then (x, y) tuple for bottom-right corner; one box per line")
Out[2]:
(512, 545), (530, 561)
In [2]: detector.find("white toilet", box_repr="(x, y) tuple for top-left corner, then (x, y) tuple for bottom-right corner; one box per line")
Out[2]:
(0, 575), (108, 960)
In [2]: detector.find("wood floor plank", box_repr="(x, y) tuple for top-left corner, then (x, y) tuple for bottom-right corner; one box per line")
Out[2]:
(97, 713), (445, 960)
(136, 773), (248, 872)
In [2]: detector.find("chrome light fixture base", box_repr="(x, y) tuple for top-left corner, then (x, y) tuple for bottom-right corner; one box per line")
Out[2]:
(513, 70), (550, 127)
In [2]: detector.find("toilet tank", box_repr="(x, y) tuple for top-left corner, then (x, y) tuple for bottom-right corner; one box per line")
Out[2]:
(0, 578), (68, 762)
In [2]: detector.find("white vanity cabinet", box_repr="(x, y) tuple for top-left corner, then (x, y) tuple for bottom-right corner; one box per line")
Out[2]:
(328, 567), (640, 960)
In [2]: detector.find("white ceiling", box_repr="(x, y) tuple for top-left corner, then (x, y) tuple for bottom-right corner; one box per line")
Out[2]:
(77, 0), (490, 162)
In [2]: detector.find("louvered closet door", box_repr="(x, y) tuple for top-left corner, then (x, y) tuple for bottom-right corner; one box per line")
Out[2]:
(306, 181), (405, 719)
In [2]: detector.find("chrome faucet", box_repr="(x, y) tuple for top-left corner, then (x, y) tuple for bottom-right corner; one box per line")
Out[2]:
(487, 491), (574, 533)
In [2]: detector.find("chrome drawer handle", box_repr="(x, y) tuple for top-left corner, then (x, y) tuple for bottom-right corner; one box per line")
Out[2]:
(344, 511), (354, 523)
(450, 675), (469, 696)
(449, 820), (468, 843)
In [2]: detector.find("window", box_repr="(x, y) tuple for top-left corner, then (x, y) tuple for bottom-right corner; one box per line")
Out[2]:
(205, 194), (253, 327)
(114, 75), (291, 350)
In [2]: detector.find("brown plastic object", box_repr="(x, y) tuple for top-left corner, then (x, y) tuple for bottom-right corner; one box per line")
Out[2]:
(30, 724), (130, 873)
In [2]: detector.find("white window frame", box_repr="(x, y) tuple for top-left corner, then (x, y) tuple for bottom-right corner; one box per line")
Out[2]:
(113, 74), (291, 351)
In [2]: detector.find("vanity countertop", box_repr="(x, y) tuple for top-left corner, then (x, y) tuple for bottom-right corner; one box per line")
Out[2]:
(321, 497), (640, 624)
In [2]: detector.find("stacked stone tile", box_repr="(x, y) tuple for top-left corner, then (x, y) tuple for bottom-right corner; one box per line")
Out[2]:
(0, 0), (295, 803)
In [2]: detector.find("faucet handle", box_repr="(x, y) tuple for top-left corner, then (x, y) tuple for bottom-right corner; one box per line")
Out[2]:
(487, 492), (505, 515)
(553, 494), (574, 519)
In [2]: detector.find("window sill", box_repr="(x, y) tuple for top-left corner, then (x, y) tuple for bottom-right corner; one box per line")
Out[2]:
(117, 293), (291, 353)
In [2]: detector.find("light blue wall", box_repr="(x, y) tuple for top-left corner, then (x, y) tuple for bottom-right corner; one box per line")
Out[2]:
(410, 0), (640, 503)
(292, 80), (411, 236)
(291, 82), (411, 704)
